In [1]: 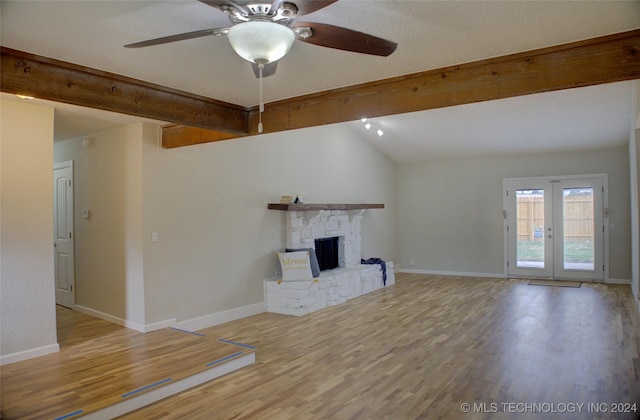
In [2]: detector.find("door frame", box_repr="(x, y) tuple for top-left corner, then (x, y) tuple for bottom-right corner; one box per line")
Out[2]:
(503, 174), (609, 281)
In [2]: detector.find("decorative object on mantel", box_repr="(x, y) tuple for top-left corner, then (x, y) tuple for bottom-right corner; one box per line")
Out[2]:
(278, 193), (306, 204)
(268, 203), (384, 211)
(279, 195), (294, 204)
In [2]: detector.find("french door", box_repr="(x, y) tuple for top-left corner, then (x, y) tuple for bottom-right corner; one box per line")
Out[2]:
(504, 175), (606, 281)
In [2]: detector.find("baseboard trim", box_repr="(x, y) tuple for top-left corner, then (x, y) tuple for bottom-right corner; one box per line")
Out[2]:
(0, 342), (60, 366)
(74, 305), (177, 333)
(399, 269), (632, 285)
(75, 301), (266, 334)
(176, 301), (266, 332)
(143, 318), (178, 333)
(604, 278), (632, 285)
(74, 305), (144, 332)
(398, 268), (506, 279)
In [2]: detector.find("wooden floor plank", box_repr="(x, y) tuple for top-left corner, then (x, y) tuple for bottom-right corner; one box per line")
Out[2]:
(1, 274), (638, 419)
(0, 307), (255, 419)
(116, 273), (640, 419)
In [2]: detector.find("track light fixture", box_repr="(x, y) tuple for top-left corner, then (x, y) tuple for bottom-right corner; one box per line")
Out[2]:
(360, 118), (383, 136)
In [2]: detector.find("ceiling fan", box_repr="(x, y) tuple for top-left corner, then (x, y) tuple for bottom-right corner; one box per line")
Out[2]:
(124, 0), (398, 78)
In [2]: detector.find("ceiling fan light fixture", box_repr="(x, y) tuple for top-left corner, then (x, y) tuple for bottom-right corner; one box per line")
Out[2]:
(227, 21), (295, 64)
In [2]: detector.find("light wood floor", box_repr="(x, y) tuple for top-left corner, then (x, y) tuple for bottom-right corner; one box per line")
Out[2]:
(117, 273), (639, 420)
(1, 273), (639, 419)
(0, 307), (255, 419)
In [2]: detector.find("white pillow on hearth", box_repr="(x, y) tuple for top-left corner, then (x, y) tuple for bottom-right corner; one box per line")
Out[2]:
(277, 251), (314, 281)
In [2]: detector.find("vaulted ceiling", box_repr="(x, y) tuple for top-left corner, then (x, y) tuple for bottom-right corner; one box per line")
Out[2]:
(1, 0), (639, 161)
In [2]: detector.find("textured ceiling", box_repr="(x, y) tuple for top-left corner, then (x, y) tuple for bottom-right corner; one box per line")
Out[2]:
(2, 0), (638, 106)
(1, 0), (639, 162)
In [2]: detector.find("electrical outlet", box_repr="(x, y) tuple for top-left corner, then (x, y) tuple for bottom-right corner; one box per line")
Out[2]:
(151, 232), (159, 243)
(409, 259), (415, 266)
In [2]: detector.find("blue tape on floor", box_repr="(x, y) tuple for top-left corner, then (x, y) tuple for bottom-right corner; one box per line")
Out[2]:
(206, 351), (244, 367)
(54, 409), (83, 420)
(171, 327), (206, 337)
(218, 338), (256, 350)
(121, 377), (173, 398)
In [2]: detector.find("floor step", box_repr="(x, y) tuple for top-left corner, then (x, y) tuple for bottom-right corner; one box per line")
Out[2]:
(0, 308), (256, 420)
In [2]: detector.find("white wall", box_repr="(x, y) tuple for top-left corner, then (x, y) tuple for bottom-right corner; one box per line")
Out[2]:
(53, 121), (397, 328)
(0, 98), (58, 364)
(141, 123), (398, 324)
(398, 147), (631, 280)
(54, 124), (146, 327)
(635, 131), (640, 305)
(3, 92), (635, 363)
(632, 131), (640, 303)
(630, 80), (640, 306)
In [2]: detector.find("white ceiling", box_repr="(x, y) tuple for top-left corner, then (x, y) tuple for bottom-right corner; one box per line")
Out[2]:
(1, 1), (638, 162)
(347, 81), (634, 163)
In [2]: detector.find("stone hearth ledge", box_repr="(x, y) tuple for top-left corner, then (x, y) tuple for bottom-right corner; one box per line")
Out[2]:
(265, 262), (395, 316)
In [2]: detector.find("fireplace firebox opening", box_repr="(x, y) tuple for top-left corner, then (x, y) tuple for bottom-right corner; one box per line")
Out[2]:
(315, 236), (340, 271)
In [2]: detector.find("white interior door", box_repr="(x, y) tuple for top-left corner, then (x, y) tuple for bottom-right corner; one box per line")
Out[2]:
(505, 175), (606, 281)
(54, 161), (75, 308)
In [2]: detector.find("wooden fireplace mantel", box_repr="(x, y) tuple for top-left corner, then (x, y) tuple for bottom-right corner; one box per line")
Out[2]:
(267, 203), (384, 211)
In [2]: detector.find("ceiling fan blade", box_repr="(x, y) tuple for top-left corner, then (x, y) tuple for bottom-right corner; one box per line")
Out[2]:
(292, 1), (339, 16)
(251, 61), (278, 78)
(124, 27), (229, 48)
(293, 22), (397, 56)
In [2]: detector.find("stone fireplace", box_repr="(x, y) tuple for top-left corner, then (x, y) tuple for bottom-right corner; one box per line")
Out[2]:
(285, 208), (366, 269)
(265, 203), (395, 316)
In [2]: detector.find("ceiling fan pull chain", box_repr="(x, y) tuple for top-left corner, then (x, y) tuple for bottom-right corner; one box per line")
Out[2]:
(258, 62), (264, 133)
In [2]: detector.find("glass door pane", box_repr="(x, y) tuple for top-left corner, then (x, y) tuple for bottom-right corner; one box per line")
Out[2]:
(553, 177), (603, 280)
(516, 189), (545, 268)
(562, 187), (594, 271)
(506, 180), (553, 279)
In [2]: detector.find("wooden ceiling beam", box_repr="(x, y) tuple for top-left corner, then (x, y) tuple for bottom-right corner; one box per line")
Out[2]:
(3, 29), (640, 148)
(162, 124), (243, 147)
(0, 47), (248, 135)
(246, 29), (640, 136)
(165, 29), (640, 147)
